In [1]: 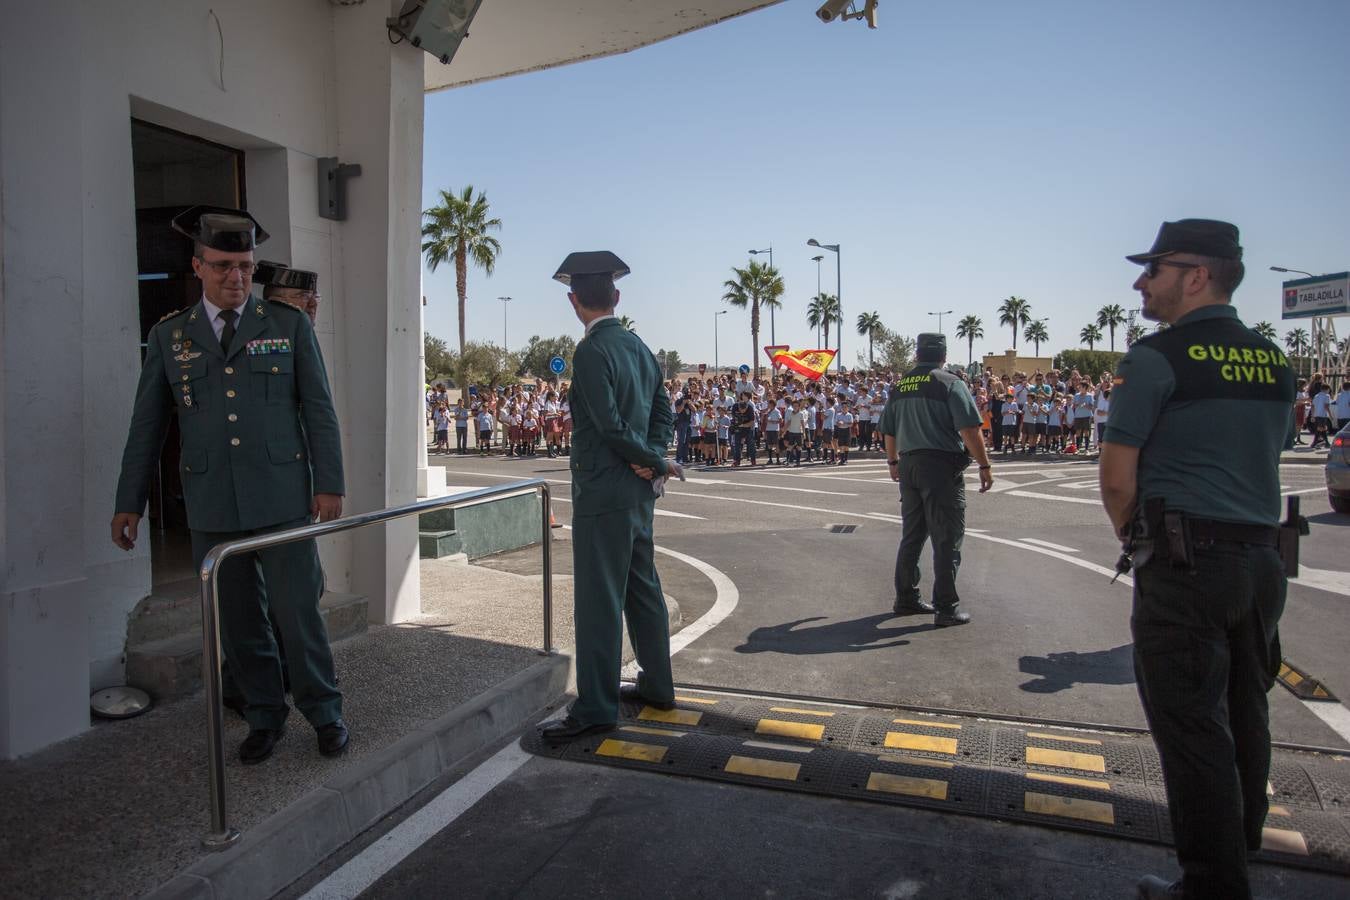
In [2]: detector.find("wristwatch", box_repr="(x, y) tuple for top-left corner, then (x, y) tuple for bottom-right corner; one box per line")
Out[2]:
(979, 465), (991, 470)
(887, 459), (899, 465)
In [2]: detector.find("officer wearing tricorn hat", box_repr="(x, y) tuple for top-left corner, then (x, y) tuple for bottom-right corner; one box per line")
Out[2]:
(538, 251), (682, 743)
(254, 260), (321, 326)
(111, 206), (349, 764)
(877, 332), (993, 627)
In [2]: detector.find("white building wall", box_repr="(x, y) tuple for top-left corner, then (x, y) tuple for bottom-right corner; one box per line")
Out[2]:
(0, 0), (424, 758)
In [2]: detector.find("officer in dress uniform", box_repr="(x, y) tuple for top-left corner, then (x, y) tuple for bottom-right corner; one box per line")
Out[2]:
(111, 206), (349, 764)
(1099, 220), (1296, 900)
(878, 334), (993, 627)
(254, 260), (321, 325)
(538, 251), (682, 743)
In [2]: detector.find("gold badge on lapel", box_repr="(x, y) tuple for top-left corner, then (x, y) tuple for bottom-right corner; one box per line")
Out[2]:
(174, 350), (203, 362)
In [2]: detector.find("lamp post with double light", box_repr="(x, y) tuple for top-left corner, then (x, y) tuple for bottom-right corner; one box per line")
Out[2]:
(928, 309), (954, 334)
(749, 245), (775, 344)
(811, 254), (824, 347)
(714, 309), (728, 374)
(807, 238), (842, 372)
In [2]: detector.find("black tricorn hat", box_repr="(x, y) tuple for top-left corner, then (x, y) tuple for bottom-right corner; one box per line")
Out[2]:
(552, 250), (630, 286)
(1126, 219), (1242, 263)
(916, 332), (947, 358)
(253, 260), (318, 293)
(171, 205), (269, 252)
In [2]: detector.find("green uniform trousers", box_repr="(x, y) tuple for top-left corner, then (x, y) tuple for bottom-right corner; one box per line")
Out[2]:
(570, 500), (674, 725)
(192, 516), (342, 731)
(894, 452), (967, 613)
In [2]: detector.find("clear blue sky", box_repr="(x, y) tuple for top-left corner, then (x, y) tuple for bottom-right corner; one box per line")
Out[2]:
(422, 0), (1349, 369)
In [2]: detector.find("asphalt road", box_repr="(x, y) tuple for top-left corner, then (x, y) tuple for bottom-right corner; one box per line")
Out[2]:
(291, 448), (1350, 899)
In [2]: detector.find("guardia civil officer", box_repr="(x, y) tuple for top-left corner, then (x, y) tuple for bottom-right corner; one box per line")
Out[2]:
(539, 252), (681, 743)
(1099, 220), (1295, 900)
(878, 334), (993, 627)
(111, 207), (349, 764)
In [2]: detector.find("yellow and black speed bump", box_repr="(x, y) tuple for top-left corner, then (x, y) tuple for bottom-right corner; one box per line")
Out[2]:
(521, 689), (1350, 875)
(1278, 660), (1338, 701)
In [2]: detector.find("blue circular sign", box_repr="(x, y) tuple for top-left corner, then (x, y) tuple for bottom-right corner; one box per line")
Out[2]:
(549, 355), (567, 375)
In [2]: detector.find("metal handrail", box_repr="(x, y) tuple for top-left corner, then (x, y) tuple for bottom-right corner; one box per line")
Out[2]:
(197, 479), (554, 849)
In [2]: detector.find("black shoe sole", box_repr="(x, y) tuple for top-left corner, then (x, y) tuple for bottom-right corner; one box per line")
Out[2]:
(540, 722), (615, 745)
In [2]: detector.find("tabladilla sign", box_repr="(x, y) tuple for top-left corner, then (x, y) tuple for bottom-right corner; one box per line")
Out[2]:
(1281, 272), (1349, 320)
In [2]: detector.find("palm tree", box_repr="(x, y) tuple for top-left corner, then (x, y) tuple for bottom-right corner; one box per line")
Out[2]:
(1096, 304), (1127, 351)
(856, 311), (884, 368)
(955, 315), (983, 368)
(806, 293), (840, 349)
(1125, 324), (1147, 348)
(618, 315), (637, 332)
(1080, 323), (1103, 350)
(1253, 321), (1277, 341)
(421, 185), (503, 357)
(998, 296), (1032, 350)
(1024, 319), (1049, 356)
(1284, 328), (1310, 358)
(721, 260), (785, 378)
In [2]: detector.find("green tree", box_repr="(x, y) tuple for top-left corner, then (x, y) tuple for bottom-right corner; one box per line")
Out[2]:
(447, 340), (520, 391)
(1023, 319), (1049, 356)
(806, 293), (840, 349)
(618, 315), (637, 332)
(872, 325), (916, 374)
(421, 185), (503, 361)
(998, 296), (1032, 350)
(721, 259), (785, 378)
(515, 334), (577, 381)
(1053, 349), (1124, 378)
(855, 311), (884, 368)
(1252, 321), (1278, 341)
(655, 348), (685, 379)
(1096, 304), (1127, 352)
(1125, 324), (1147, 348)
(955, 314), (983, 368)
(424, 332), (454, 381)
(1080, 323), (1103, 350)
(1284, 328), (1310, 357)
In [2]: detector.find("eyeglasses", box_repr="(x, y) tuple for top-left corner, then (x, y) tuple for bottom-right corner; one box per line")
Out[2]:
(196, 257), (258, 276)
(1141, 259), (1201, 279)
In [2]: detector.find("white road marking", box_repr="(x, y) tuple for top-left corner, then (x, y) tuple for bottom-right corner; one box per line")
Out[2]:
(986, 474), (1074, 493)
(678, 478), (858, 496)
(1022, 538), (1079, 553)
(1290, 565), (1350, 598)
(1006, 490), (1103, 506)
(304, 531), (742, 899)
(1304, 701), (1350, 746)
(1281, 487), (1327, 496)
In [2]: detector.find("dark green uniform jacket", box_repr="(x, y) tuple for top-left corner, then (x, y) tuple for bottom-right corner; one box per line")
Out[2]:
(568, 317), (672, 515)
(115, 296), (344, 532)
(878, 364), (982, 452)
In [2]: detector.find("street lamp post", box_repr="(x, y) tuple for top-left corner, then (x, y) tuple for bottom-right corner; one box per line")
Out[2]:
(714, 310), (728, 374)
(1270, 266), (1323, 376)
(807, 239), (842, 372)
(928, 309), (954, 334)
(811, 254), (824, 347)
(497, 296), (512, 357)
(749, 245), (775, 344)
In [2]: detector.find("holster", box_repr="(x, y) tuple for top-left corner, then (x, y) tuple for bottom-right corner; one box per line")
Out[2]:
(1279, 496), (1309, 578)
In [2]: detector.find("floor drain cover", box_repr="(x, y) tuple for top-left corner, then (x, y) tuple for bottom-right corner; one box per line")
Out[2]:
(827, 524), (857, 534)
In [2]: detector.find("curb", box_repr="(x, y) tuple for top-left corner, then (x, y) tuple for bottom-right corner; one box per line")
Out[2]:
(148, 653), (570, 900)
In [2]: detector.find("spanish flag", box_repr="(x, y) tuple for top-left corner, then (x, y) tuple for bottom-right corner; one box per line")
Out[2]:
(771, 349), (837, 381)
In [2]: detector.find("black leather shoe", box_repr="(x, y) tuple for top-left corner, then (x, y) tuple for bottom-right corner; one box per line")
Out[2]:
(222, 694), (248, 721)
(1135, 874), (1182, 898)
(239, 728), (284, 765)
(893, 597), (936, 615)
(934, 610), (972, 628)
(619, 683), (675, 711)
(316, 719), (350, 757)
(539, 716), (615, 744)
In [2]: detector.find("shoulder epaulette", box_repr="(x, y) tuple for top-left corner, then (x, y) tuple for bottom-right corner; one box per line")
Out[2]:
(156, 307), (188, 324)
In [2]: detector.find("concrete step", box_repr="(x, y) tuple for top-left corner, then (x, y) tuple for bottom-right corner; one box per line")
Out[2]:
(418, 528), (464, 559)
(125, 591), (368, 701)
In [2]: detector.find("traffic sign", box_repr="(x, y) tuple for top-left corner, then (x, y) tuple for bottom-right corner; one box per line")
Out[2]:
(549, 355), (567, 375)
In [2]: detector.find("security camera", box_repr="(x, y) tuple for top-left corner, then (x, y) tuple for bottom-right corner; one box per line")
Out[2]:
(816, 0), (852, 22)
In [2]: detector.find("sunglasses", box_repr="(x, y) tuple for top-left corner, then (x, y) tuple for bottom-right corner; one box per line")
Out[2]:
(1141, 258), (1201, 279)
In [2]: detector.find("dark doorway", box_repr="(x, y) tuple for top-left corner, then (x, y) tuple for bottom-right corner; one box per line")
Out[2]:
(130, 119), (245, 585)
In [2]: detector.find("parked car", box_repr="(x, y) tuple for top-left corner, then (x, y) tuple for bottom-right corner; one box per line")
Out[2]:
(1328, 423), (1350, 514)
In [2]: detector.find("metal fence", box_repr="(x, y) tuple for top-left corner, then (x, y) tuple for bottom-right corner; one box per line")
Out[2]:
(197, 479), (554, 848)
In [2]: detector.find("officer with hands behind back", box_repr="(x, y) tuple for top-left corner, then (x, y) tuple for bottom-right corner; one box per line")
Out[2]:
(538, 251), (682, 743)
(111, 206), (349, 765)
(1099, 219), (1296, 900)
(878, 333), (993, 628)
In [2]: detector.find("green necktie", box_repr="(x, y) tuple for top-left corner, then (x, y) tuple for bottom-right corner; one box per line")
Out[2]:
(219, 308), (238, 355)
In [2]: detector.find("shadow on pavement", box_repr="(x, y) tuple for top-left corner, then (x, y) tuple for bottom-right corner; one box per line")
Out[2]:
(1307, 511), (1349, 527)
(734, 613), (934, 655)
(1018, 643), (1136, 694)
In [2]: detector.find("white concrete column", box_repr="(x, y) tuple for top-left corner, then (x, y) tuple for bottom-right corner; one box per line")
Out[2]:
(332, 1), (426, 623)
(0, 0), (93, 757)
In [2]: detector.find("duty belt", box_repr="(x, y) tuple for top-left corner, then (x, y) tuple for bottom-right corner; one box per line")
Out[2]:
(1186, 518), (1279, 547)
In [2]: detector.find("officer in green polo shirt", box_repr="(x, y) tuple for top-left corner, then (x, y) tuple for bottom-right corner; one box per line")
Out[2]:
(878, 334), (993, 627)
(1099, 219), (1295, 900)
